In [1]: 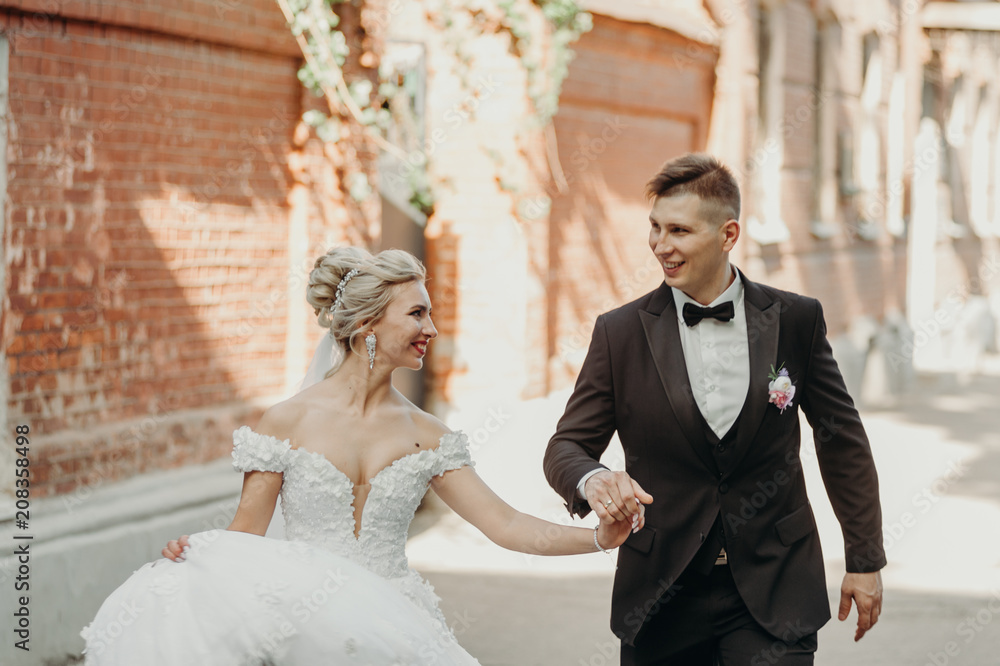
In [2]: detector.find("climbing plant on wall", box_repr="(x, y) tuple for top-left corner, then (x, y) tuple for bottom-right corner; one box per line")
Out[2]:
(498, 0), (591, 126)
(277, 0), (591, 216)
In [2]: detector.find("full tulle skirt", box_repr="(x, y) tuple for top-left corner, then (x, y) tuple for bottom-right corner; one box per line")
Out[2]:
(81, 530), (477, 665)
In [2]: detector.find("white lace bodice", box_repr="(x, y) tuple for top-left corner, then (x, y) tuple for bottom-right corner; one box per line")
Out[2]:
(231, 426), (473, 580)
(80, 428), (481, 665)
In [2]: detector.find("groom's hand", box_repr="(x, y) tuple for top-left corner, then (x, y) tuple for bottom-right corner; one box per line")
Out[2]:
(585, 470), (653, 526)
(839, 570), (883, 641)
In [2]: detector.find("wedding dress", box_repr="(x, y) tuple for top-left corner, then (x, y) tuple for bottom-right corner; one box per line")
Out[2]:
(80, 426), (481, 665)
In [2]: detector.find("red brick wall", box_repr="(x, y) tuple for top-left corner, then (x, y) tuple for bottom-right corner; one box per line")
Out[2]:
(1, 1), (374, 496)
(545, 15), (717, 388)
(425, 223), (460, 404)
(11, 0), (300, 59)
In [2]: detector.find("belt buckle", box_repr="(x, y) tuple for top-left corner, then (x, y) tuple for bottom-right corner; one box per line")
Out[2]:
(714, 548), (728, 565)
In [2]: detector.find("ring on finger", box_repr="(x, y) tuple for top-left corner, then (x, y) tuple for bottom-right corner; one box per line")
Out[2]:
(603, 499), (614, 508)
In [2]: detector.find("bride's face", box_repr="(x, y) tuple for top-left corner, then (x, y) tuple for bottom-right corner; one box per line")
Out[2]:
(372, 281), (437, 370)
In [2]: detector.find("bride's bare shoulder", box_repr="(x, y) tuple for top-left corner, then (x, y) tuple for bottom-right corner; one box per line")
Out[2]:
(409, 408), (453, 449)
(255, 398), (308, 443)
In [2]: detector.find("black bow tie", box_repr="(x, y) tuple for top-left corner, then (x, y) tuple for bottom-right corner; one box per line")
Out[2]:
(682, 301), (735, 327)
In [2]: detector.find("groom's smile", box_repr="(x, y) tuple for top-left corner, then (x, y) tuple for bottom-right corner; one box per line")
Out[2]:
(648, 192), (739, 305)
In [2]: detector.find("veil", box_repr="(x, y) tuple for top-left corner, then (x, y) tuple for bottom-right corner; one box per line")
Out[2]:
(297, 332), (344, 393)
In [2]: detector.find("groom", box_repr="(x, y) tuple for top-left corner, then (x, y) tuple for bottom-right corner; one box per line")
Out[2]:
(543, 154), (885, 664)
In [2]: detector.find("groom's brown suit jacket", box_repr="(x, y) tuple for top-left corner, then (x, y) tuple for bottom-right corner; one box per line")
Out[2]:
(543, 275), (886, 647)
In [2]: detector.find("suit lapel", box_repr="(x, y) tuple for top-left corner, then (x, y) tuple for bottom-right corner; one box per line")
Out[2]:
(729, 278), (781, 471)
(639, 285), (719, 474)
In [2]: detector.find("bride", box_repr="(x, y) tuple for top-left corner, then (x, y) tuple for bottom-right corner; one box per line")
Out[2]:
(81, 247), (653, 665)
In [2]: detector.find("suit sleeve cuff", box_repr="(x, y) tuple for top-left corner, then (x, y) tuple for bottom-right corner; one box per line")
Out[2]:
(846, 541), (887, 573)
(576, 467), (608, 500)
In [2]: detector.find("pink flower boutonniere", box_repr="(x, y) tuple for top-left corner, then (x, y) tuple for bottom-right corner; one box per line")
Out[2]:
(768, 363), (796, 413)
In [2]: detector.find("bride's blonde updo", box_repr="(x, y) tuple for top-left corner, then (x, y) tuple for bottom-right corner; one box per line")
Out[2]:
(307, 247), (427, 373)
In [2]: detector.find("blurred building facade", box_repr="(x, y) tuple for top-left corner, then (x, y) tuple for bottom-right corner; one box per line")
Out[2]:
(412, 0), (1000, 419)
(1, 0), (1000, 662)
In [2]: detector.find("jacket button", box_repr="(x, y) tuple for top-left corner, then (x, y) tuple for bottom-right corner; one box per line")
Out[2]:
(719, 482), (729, 494)
(717, 443), (726, 452)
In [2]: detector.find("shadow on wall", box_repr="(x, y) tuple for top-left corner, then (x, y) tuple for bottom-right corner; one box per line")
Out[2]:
(538, 13), (717, 389)
(2, 18), (368, 498)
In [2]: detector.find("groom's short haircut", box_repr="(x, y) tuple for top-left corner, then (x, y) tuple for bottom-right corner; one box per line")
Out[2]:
(645, 153), (740, 226)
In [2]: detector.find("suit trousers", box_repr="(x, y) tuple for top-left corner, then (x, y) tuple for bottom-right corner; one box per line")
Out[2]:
(620, 564), (818, 666)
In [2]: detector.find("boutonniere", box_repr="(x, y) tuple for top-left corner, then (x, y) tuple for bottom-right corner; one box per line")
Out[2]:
(767, 363), (796, 413)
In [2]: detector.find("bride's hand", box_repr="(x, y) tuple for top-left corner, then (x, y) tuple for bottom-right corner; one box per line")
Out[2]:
(596, 497), (648, 551)
(162, 534), (190, 562)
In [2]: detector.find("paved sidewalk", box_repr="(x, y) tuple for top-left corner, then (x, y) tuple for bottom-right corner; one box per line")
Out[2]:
(408, 357), (1000, 665)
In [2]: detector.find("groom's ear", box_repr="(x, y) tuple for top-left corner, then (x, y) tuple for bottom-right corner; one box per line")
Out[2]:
(721, 219), (740, 251)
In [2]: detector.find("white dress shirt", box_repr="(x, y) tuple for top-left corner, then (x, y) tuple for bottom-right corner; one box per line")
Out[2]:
(670, 268), (750, 439)
(576, 267), (751, 499)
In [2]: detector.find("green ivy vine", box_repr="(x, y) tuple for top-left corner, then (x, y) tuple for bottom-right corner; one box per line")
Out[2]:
(279, 0), (591, 217)
(498, 0), (592, 126)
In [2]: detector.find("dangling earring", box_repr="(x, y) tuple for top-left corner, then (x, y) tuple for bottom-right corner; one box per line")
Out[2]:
(365, 332), (377, 369)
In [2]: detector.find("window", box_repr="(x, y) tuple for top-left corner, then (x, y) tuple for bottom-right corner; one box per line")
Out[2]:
(746, 4), (791, 245)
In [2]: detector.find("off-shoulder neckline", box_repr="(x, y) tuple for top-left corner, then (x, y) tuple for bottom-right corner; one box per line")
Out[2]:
(234, 426), (469, 541)
(234, 425), (467, 488)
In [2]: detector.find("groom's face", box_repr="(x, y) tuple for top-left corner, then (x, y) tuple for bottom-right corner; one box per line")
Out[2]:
(648, 193), (738, 305)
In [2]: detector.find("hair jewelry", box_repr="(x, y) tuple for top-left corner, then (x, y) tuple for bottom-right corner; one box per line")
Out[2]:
(333, 268), (361, 312)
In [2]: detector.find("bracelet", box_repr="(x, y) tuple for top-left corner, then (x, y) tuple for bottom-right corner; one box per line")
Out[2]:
(594, 526), (611, 554)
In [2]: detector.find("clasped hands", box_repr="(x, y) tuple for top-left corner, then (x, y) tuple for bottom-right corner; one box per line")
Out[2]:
(586, 470), (654, 551)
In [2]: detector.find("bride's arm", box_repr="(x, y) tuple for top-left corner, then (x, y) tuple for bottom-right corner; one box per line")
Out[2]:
(163, 405), (295, 561)
(430, 466), (650, 556)
(161, 470), (282, 561)
(227, 470), (283, 535)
